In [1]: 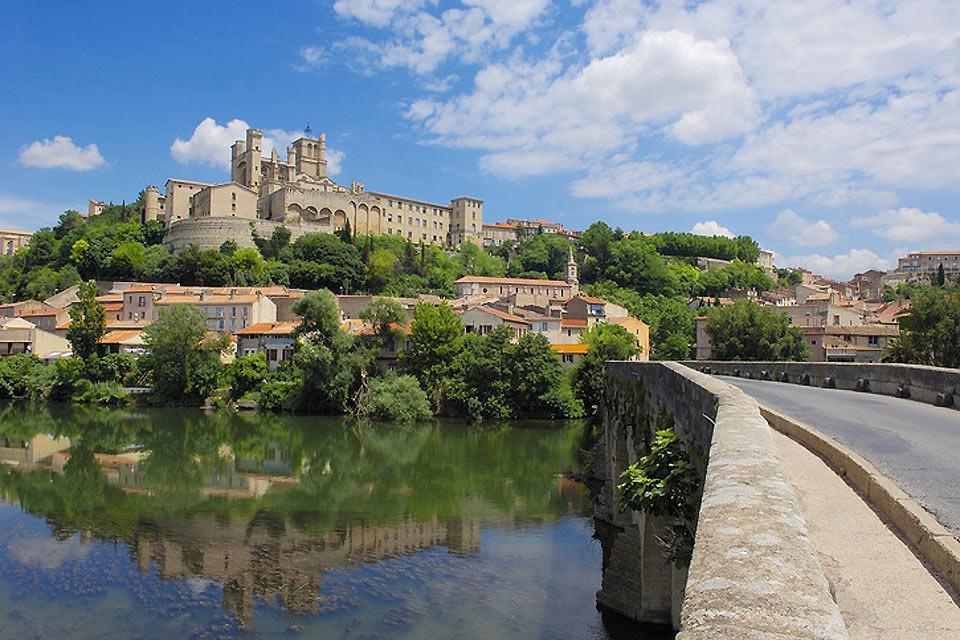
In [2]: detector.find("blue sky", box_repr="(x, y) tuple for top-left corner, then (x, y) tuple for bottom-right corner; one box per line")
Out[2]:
(2, 0), (959, 278)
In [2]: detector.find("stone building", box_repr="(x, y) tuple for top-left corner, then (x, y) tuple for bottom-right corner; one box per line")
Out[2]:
(0, 229), (32, 256)
(158, 128), (484, 251)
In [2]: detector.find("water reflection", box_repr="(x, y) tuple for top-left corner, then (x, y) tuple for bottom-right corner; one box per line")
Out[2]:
(0, 406), (650, 639)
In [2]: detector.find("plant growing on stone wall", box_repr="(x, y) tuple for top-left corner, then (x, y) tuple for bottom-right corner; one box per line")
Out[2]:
(618, 429), (699, 564)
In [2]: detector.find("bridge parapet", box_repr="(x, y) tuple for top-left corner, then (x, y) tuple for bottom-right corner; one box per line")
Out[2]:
(685, 361), (959, 409)
(598, 362), (847, 638)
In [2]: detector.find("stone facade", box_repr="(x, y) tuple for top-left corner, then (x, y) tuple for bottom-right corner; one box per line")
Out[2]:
(159, 127), (483, 251)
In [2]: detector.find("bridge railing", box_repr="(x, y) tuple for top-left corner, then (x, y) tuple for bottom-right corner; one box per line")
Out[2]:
(599, 362), (847, 638)
(684, 361), (959, 409)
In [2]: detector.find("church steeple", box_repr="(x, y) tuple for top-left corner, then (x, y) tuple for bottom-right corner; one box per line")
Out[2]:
(566, 246), (579, 295)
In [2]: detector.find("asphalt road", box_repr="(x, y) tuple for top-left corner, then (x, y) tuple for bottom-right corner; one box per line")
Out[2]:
(718, 376), (960, 536)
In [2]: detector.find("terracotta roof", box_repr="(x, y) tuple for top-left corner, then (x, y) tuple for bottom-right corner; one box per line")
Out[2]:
(573, 295), (606, 304)
(233, 321), (299, 336)
(155, 294), (261, 305)
(455, 275), (570, 287)
(346, 321), (413, 337)
(99, 329), (145, 345)
(465, 305), (529, 325)
(19, 308), (62, 317)
(561, 318), (587, 328)
(551, 343), (589, 354)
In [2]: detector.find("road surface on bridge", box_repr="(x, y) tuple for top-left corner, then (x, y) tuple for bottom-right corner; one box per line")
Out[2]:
(718, 376), (960, 536)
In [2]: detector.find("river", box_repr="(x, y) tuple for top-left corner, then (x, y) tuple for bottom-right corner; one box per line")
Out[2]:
(0, 405), (670, 639)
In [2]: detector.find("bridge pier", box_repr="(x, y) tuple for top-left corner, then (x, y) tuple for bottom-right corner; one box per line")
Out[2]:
(593, 362), (848, 639)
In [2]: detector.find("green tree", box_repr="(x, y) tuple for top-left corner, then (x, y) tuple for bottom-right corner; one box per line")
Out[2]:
(142, 305), (229, 405)
(226, 353), (269, 398)
(705, 300), (808, 361)
(293, 290), (341, 337)
(882, 287), (960, 368)
(66, 280), (106, 361)
(573, 323), (640, 418)
(364, 374), (432, 422)
(359, 297), (407, 353)
(402, 303), (463, 409)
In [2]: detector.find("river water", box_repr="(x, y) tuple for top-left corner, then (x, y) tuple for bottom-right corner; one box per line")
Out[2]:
(0, 405), (668, 639)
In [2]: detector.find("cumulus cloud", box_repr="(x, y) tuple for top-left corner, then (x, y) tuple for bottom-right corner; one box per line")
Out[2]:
(408, 30), (757, 178)
(18, 135), (105, 171)
(322, 0), (549, 74)
(851, 207), (960, 244)
(691, 220), (734, 238)
(782, 248), (893, 280)
(170, 118), (344, 175)
(768, 209), (838, 247)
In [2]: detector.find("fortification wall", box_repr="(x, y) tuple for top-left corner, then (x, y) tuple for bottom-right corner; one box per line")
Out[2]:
(163, 217), (335, 251)
(684, 361), (960, 409)
(599, 361), (847, 638)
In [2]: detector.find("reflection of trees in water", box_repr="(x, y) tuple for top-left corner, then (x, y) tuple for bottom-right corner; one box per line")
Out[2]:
(0, 406), (588, 630)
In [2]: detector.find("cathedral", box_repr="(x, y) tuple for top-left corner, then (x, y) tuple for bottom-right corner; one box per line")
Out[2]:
(150, 128), (484, 251)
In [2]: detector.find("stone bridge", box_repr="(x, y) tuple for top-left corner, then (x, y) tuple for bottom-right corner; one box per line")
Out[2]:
(594, 361), (960, 639)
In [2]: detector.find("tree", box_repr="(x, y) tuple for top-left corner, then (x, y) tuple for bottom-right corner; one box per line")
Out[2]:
(339, 219), (353, 244)
(364, 374), (432, 422)
(573, 324), (640, 418)
(937, 263), (946, 286)
(402, 303), (463, 409)
(359, 297), (407, 353)
(226, 353), (268, 398)
(292, 290), (341, 338)
(293, 323), (362, 413)
(705, 300), (808, 361)
(66, 280), (106, 361)
(882, 287), (960, 368)
(142, 305), (229, 405)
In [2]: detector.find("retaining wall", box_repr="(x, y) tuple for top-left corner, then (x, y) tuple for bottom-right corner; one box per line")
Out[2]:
(684, 361), (959, 409)
(599, 361), (847, 638)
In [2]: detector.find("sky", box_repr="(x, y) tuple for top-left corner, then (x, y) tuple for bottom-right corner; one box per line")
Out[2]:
(1, 0), (959, 279)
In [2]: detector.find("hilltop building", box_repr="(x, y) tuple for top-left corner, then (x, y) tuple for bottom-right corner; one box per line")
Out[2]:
(156, 128), (484, 251)
(0, 229), (32, 256)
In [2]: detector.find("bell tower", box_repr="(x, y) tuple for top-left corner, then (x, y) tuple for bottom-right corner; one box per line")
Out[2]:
(566, 246), (579, 295)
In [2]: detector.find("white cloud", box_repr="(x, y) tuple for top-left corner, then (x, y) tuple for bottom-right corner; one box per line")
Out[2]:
(768, 209), (838, 247)
(691, 220), (734, 238)
(333, 0), (425, 27)
(851, 207), (960, 244)
(170, 117), (317, 170)
(583, 0), (960, 99)
(0, 193), (70, 230)
(408, 30), (757, 177)
(323, 0), (550, 74)
(18, 135), (105, 171)
(782, 248), (893, 280)
(325, 148), (345, 176)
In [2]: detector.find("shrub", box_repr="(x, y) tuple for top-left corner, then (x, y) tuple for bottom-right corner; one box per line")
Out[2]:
(71, 380), (130, 406)
(257, 378), (299, 412)
(226, 353), (268, 397)
(364, 374), (432, 423)
(0, 354), (46, 399)
(619, 429), (698, 563)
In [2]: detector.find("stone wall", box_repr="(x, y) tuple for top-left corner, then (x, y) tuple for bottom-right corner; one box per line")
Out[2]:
(598, 362), (847, 638)
(685, 361), (959, 409)
(163, 217), (335, 251)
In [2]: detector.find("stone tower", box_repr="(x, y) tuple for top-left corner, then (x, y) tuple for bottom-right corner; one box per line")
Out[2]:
(566, 246), (579, 295)
(143, 185), (161, 223)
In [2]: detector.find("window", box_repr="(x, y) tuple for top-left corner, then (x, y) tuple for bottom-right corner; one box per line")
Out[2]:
(868, 336), (879, 346)
(231, 307), (237, 317)
(215, 307), (223, 317)
(138, 296), (145, 307)
(242, 307), (248, 317)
